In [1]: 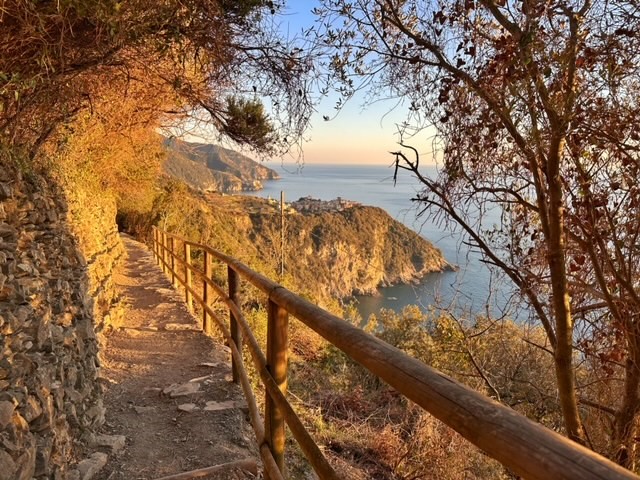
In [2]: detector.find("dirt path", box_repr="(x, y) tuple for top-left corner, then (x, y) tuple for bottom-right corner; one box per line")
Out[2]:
(95, 235), (258, 480)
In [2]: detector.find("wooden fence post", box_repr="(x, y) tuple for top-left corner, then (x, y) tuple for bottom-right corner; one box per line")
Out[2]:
(228, 267), (242, 384)
(203, 251), (212, 333)
(156, 229), (160, 266)
(162, 231), (168, 274)
(157, 229), (162, 269)
(265, 299), (288, 477)
(184, 242), (192, 311)
(170, 237), (177, 287)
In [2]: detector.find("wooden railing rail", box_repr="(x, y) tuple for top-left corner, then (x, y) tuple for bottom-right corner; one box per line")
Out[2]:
(152, 228), (336, 480)
(151, 227), (638, 480)
(153, 229), (286, 479)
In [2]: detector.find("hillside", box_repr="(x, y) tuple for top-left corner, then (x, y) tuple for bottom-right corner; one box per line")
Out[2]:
(154, 190), (452, 302)
(163, 138), (279, 193)
(240, 198), (452, 298)
(289, 205), (453, 297)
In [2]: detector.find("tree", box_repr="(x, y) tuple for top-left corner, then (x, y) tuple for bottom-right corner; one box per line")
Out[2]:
(0, 0), (313, 159)
(314, 0), (640, 469)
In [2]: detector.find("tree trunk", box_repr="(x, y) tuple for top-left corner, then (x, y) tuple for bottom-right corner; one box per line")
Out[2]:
(614, 326), (640, 469)
(546, 138), (587, 445)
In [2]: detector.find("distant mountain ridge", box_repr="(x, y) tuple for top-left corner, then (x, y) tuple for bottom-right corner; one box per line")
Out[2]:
(163, 138), (279, 193)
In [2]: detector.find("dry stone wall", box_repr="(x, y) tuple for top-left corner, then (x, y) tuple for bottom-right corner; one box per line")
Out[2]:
(0, 165), (123, 479)
(64, 180), (125, 339)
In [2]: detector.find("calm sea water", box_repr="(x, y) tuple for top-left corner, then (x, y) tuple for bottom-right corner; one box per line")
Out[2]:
(245, 163), (519, 320)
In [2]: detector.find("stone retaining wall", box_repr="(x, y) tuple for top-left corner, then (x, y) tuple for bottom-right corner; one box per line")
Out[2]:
(0, 165), (123, 479)
(64, 181), (125, 338)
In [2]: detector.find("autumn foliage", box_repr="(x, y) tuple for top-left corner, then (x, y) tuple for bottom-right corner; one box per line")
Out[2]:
(314, 0), (640, 470)
(0, 0), (312, 160)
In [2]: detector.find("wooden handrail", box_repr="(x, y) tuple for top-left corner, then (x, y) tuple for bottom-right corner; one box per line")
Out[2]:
(156, 233), (337, 479)
(265, 299), (288, 474)
(151, 227), (638, 480)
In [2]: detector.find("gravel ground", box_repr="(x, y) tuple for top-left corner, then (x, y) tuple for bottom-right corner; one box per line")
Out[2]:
(95, 235), (259, 480)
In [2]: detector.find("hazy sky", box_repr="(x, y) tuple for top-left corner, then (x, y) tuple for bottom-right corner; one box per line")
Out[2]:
(298, 93), (410, 165)
(182, 3), (434, 165)
(277, 4), (425, 166)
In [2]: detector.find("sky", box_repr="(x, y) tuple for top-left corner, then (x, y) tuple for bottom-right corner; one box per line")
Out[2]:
(296, 93), (411, 165)
(181, 2), (435, 165)
(274, 3), (426, 166)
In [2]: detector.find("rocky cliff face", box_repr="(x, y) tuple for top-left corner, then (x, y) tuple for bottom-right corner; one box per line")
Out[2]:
(164, 194), (451, 303)
(163, 138), (278, 193)
(292, 206), (451, 297)
(0, 165), (124, 479)
(249, 203), (452, 299)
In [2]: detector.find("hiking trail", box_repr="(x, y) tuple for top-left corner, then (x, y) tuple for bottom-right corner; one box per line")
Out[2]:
(95, 235), (258, 480)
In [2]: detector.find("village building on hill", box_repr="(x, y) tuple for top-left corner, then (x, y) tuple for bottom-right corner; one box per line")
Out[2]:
(290, 196), (360, 214)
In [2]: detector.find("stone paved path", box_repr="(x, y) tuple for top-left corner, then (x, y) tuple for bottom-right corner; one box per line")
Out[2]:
(95, 235), (258, 480)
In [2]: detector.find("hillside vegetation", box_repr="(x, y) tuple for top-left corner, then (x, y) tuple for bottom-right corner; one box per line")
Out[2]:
(163, 138), (280, 192)
(252, 203), (452, 297)
(122, 187), (450, 304)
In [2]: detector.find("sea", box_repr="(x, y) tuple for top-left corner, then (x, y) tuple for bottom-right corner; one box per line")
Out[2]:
(244, 163), (523, 321)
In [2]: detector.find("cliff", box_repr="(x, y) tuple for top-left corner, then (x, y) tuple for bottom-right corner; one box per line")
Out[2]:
(294, 205), (451, 296)
(249, 202), (452, 299)
(163, 138), (279, 193)
(153, 192), (451, 303)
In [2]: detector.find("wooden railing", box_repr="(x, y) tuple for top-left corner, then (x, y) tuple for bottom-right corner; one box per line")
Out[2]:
(151, 227), (638, 480)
